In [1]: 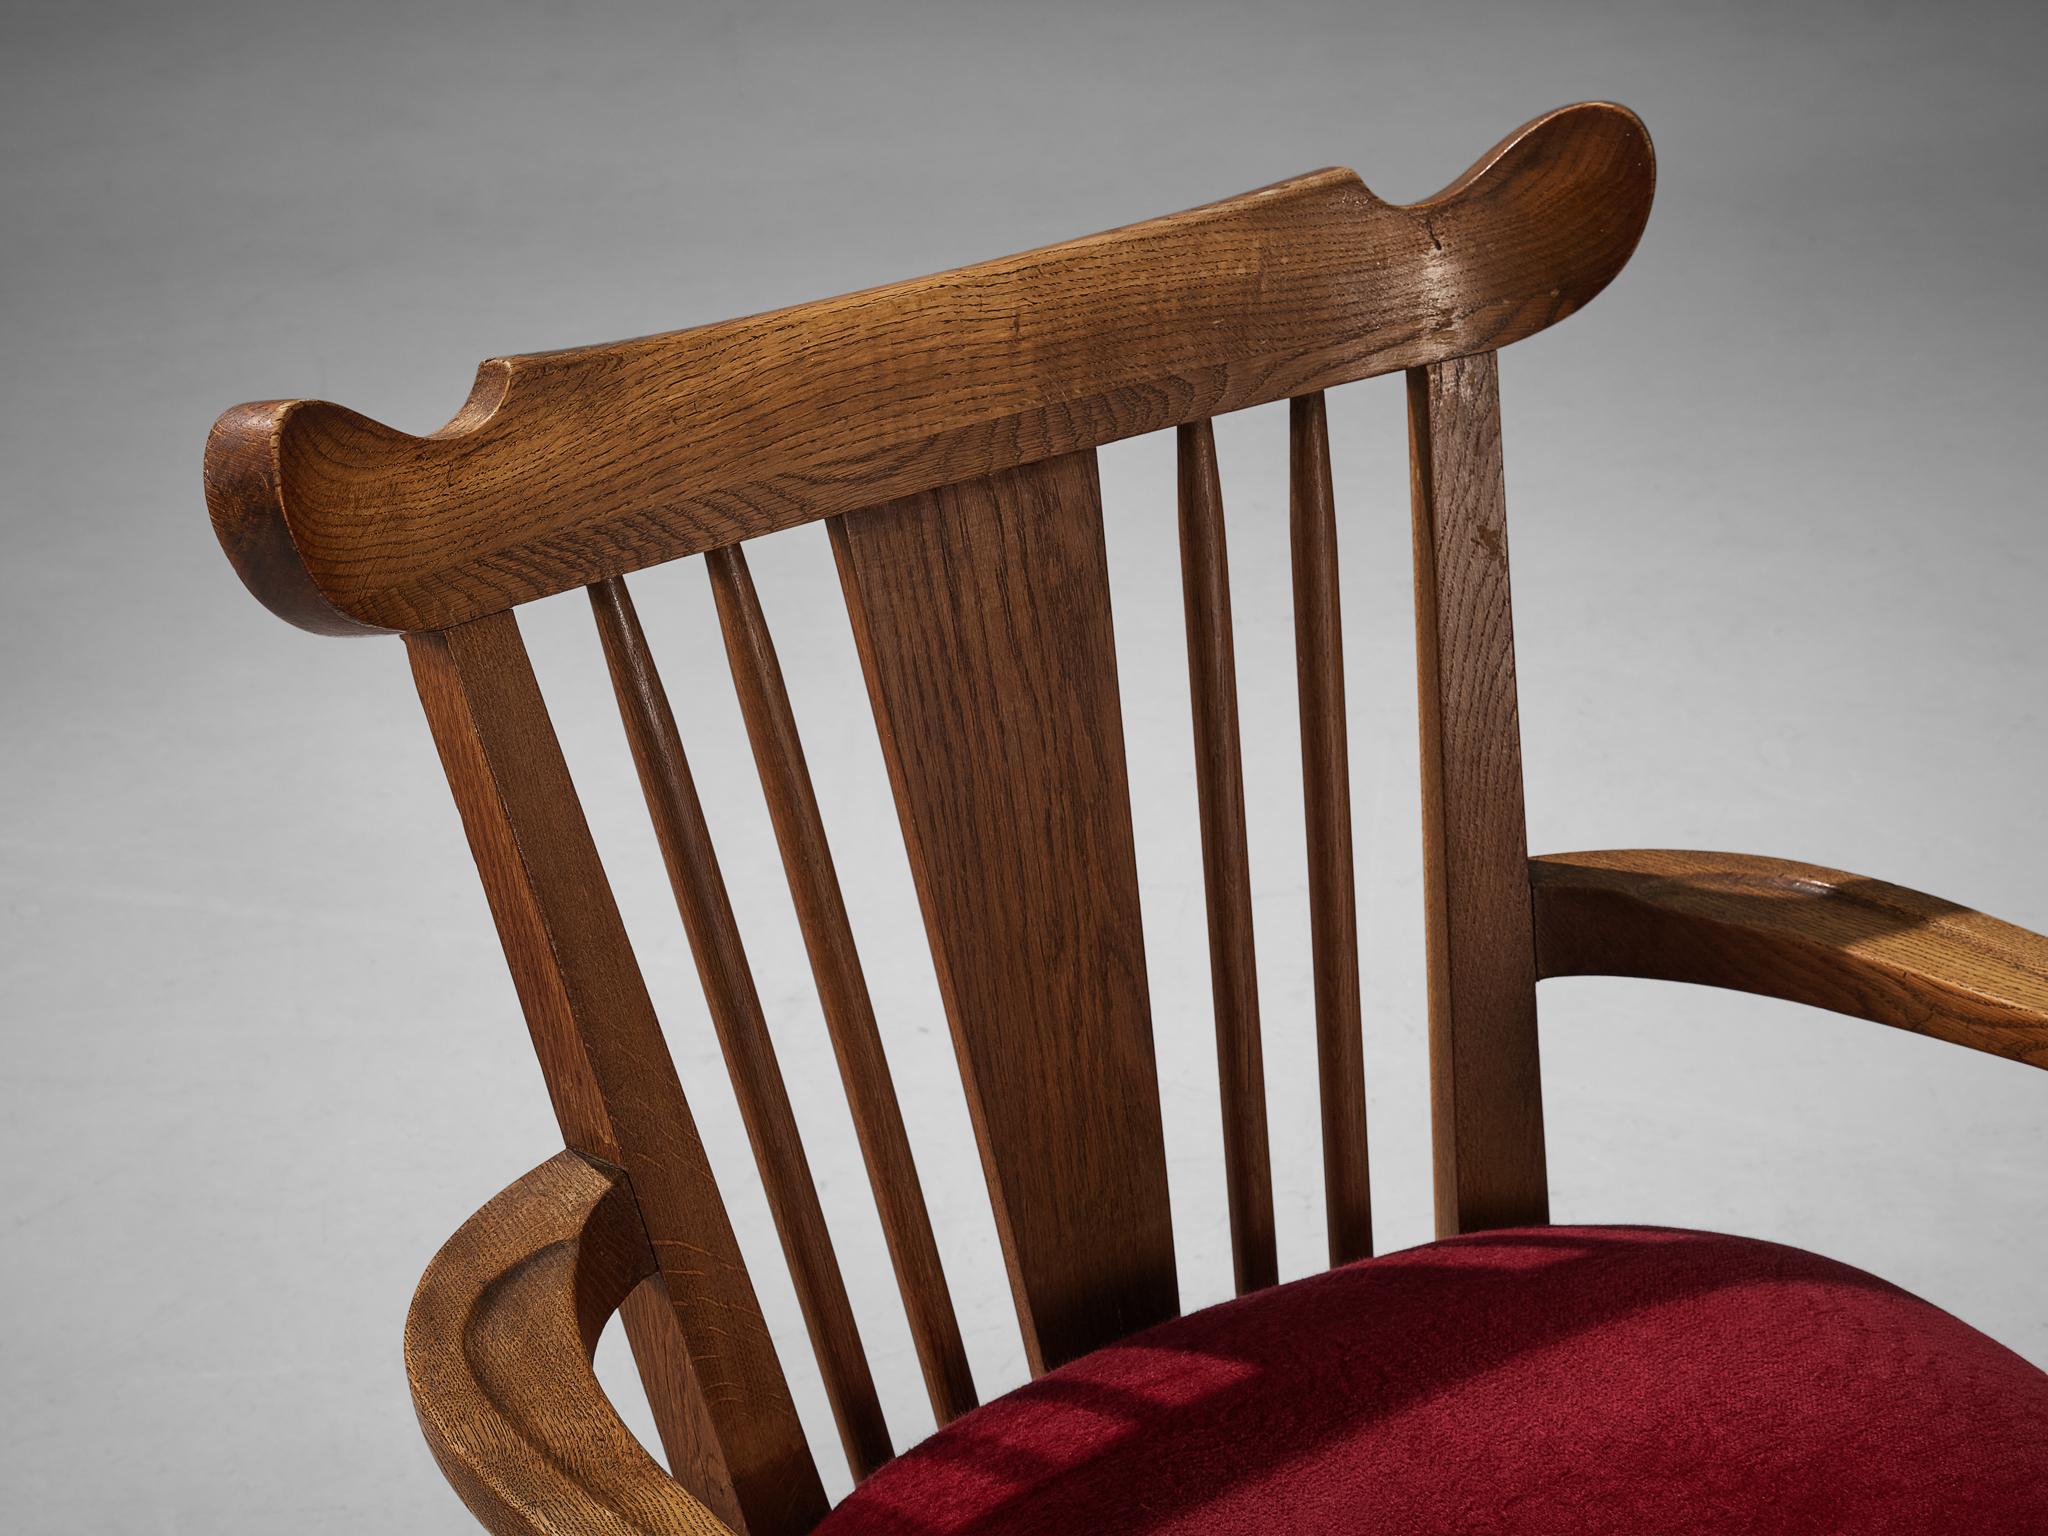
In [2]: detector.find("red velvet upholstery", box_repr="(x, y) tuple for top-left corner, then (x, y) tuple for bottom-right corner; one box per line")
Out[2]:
(821, 1227), (2048, 1534)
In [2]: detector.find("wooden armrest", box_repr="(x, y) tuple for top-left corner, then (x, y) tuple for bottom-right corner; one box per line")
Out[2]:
(1528, 849), (2048, 1070)
(404, 1150), (736, 1536)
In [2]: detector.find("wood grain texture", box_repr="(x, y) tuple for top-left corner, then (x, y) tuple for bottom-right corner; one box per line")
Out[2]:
(1176, 420), (1278, 1296)
(616, 1282), (747, 1533)
(706, 544), (978, 1425)
(405, 1149), (738, 1536)
(204, 102), (1654, 635)
(1288, 393), (1373, 1267)
(1406, 353), (1548, 1238)
(832, 450), (1179, 1373)
(408, 614), (828, 1536)
(589, 577), (892, 1481)
(200, 92), (2048, 1536)
(1531, 849), (2048, 1070)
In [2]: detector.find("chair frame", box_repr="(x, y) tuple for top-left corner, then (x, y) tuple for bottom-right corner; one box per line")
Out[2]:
(203, 102), (2048, 1536)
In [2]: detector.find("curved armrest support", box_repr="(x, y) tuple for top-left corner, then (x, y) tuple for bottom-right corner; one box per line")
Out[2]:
(1529, 849), (2048, 1070)
(404, 1150), (737, 1536)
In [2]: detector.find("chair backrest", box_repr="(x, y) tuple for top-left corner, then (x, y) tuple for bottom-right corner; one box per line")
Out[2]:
(204, 101), (1655, 1535)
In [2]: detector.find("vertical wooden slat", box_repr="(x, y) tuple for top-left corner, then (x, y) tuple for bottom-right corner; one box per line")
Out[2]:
(1406, 351), (1549, 1236)
(1174, 420), (1278, 1296)
(407, 613), (827, 1536)
(1289, 391), (1374, 1267)
(704, 544), (979, 1426)
(588, 577), (893, 1481)
(832, 450), (1179, 1374)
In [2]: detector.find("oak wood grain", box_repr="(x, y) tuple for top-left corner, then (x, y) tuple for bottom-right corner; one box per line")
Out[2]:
(589, 576), (892, 1481)
(405, 1150), (738, 1536)
(1530, 849), (2048, 1070)
(1175, 419), (1279, 1296)
(196, 105), (1735, 1536)
(205, 102), (1654, 635)
(832, 451), (1179, 1373)
(616, 1281), (747, 1532)
(201, 94), (2048, 1536)
(1288, 392), (1374, 1266)
(408, 614), (827, 1535)
(410, 614), (743, 1520)
(1406, 353), (1548, 1237)
(705, 544), (979, 1425)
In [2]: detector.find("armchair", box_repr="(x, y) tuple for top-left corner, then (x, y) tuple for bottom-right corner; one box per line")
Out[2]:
(206, 102), (2048, 1533)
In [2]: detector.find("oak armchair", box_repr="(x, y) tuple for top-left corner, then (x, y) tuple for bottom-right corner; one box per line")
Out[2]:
(205, 103), (2048, 1533)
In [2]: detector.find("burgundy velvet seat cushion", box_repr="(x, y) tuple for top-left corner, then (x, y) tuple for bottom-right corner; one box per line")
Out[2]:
(820, 1226), (2048, 1535)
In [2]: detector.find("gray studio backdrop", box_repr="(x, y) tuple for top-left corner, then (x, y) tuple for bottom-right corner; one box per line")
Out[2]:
(5, 1), (2044, 1531)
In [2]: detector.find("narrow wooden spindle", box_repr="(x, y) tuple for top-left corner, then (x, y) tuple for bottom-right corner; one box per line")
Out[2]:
(705, 543), (979, 1425)
(1175, 421), (1278, 1296)
(1406, 353), (1548, 1237)
(1288, 391), (1374, 1267)
(588, 576), (894, 1481)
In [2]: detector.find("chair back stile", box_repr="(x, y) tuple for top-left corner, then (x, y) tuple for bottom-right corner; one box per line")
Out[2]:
(1408, 353), (1549, 1235)
(201, 103), (1656, 1533)
(407, 615), (828, 1535)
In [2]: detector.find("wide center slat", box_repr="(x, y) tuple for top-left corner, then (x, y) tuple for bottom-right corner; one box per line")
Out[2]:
(831, 450), (1178, 1373)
